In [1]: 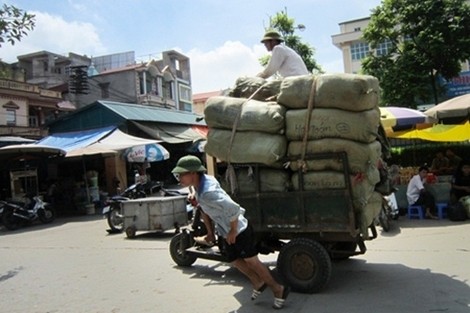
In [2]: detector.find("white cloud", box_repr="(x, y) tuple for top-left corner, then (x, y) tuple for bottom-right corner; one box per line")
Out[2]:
(186, 41), (267, 93)
(1, 11), (107, 62)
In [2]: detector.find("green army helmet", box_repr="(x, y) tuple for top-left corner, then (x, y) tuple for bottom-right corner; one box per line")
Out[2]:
(171, 155), (206, 174)
(260, 30), (284, 43)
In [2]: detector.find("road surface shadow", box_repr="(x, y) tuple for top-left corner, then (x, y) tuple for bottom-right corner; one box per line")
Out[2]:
(0, 214), (103, 235)
(175, 258), (470, 313)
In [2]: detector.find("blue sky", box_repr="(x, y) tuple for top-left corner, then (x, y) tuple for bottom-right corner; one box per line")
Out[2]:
(3, 0), (382, 93)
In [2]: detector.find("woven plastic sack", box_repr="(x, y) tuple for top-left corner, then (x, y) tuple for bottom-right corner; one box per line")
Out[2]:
(277, 73), (379, 111)
(285, 107), (380, 143)
(204, 96), (286, 134)
(220, 167), (291, 194)
(205, 129), (287, 166)
(229, 76), (282, 101)
(358, 191), (382, 239)
(288, 139), (381, 185)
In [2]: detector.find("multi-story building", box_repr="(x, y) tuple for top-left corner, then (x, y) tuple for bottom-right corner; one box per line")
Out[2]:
(331, 17), (372, 74)
(17, 51), (90, 89)
(0, 61), (74, 139)
(332, 14), (470, 101)
(9, 50), (193, 111)
(77, 50), (193, 111)
(0, 49), (194, 139)
(332, 16), (470, 75)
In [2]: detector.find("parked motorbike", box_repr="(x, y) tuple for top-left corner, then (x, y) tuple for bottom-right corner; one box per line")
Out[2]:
(102, 182), (148, 233)
(377, 193), (400, 232)
(1, 195), (56, 230)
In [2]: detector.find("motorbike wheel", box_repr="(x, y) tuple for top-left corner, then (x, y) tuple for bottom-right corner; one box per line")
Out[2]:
(107, 207), (124, 232)
(378, 207), (391, 232)
(2, 209), (22, 230)
(169, 232), (197, 267)
(38, 206), (56, 223)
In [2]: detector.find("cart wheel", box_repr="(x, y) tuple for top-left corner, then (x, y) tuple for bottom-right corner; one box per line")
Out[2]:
(125, 226), (137, 239)
(169, 232), (197, 266)
(277, 238), (332, 294)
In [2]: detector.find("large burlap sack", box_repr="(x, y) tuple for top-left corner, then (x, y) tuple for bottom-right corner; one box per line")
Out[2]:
(220, 167), (291, 194)
(277, 73), (379, 111)
(205, 129), (287, 166)
(285, 107), (380, 143)
(204, 96), (286, 134)
(229, 76), (282, 101)
(288, 139), (381, 185)
(358, 191), (382, 239)
(291, 171), (375, 212)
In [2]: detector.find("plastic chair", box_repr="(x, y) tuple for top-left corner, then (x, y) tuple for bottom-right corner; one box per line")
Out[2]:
(408, 204), (424, 219)
(436, 203), (447, 219)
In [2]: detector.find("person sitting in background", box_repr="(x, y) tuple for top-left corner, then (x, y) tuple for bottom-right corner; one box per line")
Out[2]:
(450, 158), (470, 204)
(407, 166), (438, 219)
(446, 149), (462, 175)
(431, 151), (450, 175)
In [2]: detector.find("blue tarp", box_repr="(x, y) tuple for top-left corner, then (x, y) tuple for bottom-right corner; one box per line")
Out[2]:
(36, 126), (116, 152)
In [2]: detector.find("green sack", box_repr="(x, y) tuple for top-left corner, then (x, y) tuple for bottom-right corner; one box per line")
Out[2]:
(204, 96), (286, 134)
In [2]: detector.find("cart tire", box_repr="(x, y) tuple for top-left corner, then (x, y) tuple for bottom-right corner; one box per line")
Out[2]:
(277, 238), (332, 294)
(169, 232), (197, 267)
(125, 226), (137, 239)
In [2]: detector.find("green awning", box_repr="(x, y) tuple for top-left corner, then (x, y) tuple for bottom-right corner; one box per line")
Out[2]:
(132, 121), (207, 143)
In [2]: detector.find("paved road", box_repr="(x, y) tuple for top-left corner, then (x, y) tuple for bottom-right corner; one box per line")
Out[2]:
(1, 215), (469, 313)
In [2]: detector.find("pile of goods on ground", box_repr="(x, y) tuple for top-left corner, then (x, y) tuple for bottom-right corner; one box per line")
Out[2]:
(204, 73), (389, 237)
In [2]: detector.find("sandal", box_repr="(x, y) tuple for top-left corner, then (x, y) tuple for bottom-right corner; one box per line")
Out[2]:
(251, 283), (267, 300)
(193, 236), (214, 247)
(273, 285), (290, 309)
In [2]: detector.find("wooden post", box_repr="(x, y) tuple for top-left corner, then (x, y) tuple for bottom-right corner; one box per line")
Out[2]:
(205, 154), (217, 176)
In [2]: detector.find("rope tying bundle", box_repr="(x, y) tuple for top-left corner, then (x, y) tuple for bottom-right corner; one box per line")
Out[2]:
(225, 85), (264, 195)
(298, 76), (318, 173)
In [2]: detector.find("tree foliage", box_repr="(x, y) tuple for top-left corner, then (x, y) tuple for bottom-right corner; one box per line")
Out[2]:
(362, 0), (470, 107)
(0, 4), (36, 48)
(261, 9), (323, 74)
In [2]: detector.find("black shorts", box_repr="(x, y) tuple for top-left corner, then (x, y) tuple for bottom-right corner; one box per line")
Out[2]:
(224, 224), (258, 262)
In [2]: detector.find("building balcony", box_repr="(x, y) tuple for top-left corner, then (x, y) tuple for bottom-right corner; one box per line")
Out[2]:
(0, 79), (62, 99)
(0, 125), (48, 138)
(137, 94), (176, 109)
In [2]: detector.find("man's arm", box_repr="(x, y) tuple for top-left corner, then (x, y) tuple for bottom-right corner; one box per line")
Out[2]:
(257, 46), (284, 78)
(226, 218), (238, 244)
(200, 210), (215, 243)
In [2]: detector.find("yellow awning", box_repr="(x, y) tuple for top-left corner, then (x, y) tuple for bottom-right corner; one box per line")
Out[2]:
(389, 121), (470, 142)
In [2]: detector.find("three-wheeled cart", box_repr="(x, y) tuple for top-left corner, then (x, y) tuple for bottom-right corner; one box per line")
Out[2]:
(169, 152), (379, 293)
(122, 195), (188, 238)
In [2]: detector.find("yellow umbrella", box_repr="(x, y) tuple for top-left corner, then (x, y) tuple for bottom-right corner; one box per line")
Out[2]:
(389, 120), (470, 142)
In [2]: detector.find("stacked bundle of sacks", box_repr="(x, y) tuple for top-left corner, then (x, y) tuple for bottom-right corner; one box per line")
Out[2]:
(204, 74), (384, 237)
